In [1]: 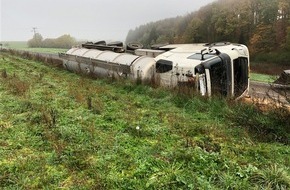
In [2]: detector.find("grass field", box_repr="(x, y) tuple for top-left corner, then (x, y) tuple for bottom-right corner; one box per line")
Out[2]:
(1, 41), (68, 54)
(0, 51), (289, 189)
(250, 73), (277, 83)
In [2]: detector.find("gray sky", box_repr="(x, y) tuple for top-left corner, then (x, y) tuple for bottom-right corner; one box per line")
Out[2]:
(0, 0), (215, 42)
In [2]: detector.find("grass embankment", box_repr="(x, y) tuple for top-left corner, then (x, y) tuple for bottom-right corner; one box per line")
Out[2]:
(0, 52), (289, 189)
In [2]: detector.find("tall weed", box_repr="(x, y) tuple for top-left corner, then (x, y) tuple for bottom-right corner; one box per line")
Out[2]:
(3, 74), (30, 96)
(250, 164), (290, 189)
(227, 103), (290, 144)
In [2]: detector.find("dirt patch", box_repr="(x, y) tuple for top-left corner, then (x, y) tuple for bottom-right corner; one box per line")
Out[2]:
(241, 96), (290, 112)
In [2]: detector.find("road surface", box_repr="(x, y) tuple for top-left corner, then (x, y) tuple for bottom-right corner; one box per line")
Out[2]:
(249, 81), (289, 106)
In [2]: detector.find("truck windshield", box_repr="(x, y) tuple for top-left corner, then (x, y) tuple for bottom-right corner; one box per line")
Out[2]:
(210, 60), (227, 96)
(233, 57), (248, 96)
(156, 59), (173, 73)
(188, 53), (215, 60)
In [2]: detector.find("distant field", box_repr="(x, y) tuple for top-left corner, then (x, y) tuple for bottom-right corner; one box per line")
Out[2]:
(1, 41), (68, 54)
(20, 47), (68, 54)
(1, 41), (28, 49)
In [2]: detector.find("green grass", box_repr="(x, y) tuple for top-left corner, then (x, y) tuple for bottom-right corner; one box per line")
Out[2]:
(1, 41), (67, 54)
(250, 72), (277, 83)
(0, 52), (289, 189)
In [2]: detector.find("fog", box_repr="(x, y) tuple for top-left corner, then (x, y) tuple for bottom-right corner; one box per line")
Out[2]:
(0, 0), (215, 41)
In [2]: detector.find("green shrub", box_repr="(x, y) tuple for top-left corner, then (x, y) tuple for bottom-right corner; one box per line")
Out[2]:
(252, 51), (290, 65)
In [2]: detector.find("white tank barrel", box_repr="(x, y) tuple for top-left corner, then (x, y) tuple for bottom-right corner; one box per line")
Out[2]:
(59, 47), (156, 81)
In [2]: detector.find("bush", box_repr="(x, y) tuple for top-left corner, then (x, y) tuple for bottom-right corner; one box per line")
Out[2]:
(252, 51), (290, 65)
(27, 34), (76, 49)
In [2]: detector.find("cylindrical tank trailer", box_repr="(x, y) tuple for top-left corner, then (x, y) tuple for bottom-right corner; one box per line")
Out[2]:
(59, 47), (156, 81)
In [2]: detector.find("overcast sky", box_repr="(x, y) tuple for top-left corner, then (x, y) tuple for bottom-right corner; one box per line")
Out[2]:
(1, 0), (215, 42)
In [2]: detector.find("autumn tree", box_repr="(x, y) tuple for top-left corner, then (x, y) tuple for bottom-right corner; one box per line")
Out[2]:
(28, 33), (43, 48)
(28, 34), (76, 49)
(285, 27), (290, 50)
(183, 17), (203, 43)
(54, 34), (76, 49)
(125, 0), (290, 57)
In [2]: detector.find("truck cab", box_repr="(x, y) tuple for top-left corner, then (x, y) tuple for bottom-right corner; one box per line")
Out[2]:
(154, 42), (250, 98)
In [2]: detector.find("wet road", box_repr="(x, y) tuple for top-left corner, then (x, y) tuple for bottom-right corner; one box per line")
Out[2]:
(249, 81), (289, 105)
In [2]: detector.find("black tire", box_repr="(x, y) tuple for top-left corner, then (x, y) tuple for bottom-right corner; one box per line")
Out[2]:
(126, 42), (143, 50)
(107, 41), (123, 47)
(94, 40), (106, 45)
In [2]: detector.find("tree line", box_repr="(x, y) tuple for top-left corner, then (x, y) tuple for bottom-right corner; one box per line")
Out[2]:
(125, 0), (290, 63)
(28, 33), (76, 49)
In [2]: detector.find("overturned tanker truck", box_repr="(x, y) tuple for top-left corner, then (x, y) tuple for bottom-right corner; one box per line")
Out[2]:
(59, 42), (250, 99)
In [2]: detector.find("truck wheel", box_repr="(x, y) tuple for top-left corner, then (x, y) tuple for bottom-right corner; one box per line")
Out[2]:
(107, 41), (123, 47)
(94, 40), (106, 45)
(126, 42), (143, 50)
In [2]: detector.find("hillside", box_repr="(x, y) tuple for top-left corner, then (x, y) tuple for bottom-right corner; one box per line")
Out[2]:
(0, 51), (289, 189)
(126, 0), (290, 65)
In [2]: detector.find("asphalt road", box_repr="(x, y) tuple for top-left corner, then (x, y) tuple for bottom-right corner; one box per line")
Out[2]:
(249, 81), (289, 105)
